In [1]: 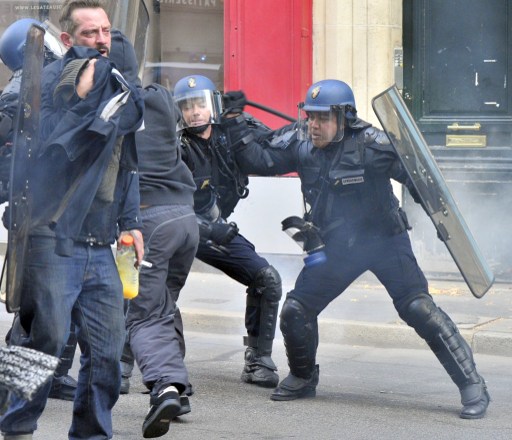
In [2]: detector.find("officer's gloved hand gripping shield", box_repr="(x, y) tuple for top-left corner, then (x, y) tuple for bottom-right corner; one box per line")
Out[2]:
(371, 85), (494, 298)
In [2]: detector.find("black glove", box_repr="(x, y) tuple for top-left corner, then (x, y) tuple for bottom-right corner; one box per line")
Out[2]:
(223, 90), (247, 114)
(1, 206), (9, 229)
(209, 221), (239, 245)
(197, 215), (239, 245)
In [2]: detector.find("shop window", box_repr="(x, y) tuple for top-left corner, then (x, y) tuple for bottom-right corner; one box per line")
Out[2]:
(142, 0), (224, 92)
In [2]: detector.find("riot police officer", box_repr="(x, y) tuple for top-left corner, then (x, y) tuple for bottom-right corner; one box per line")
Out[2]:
(0, 17), (77, 402)
(225, 79), (490, 419)
(173, 75), (282, 388)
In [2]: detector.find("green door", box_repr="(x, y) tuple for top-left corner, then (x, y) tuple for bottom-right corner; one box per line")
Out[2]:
(404, 0), (512, 147)
(403, 0), (512, 282)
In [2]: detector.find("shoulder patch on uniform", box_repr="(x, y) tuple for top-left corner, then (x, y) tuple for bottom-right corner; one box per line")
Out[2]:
(374, 130), (390, 145)
(363, 126), (378, 145)
(269, 129), (297, 150)
(364, 126), (390, 145)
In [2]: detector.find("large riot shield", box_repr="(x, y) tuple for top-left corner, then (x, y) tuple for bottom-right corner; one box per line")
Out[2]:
(371, 85), (494, 298)
(2, 24), (45, 312)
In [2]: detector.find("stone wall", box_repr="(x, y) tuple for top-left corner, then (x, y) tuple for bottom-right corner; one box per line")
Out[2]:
(312, 0), (402, 126)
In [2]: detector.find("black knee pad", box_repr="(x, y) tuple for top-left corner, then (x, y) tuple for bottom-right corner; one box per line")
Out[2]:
(279, 297), (316, 344)
(397, 293), (450, 340)
(247, 265), (282, 302)
(245, 266), (282, 354)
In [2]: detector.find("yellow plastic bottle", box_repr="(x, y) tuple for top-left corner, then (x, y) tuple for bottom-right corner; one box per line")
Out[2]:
(116, 235), (139, 299)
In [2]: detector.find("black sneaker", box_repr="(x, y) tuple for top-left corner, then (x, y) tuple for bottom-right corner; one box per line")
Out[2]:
(175, 395), (191, 417)
(48, 374), (77, 401)
(142, 386), (181, 438)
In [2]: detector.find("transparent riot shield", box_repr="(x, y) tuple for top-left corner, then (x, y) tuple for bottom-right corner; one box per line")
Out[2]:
(371, 85), (494, 298)
(3, 24), (45, 312)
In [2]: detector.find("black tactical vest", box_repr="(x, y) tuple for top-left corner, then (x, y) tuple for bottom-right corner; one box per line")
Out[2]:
(297, 126), (407, 237)
(180, 127), (249, 219)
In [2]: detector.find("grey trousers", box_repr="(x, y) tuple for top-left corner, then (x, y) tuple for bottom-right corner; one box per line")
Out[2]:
(125, 204), (199, 396)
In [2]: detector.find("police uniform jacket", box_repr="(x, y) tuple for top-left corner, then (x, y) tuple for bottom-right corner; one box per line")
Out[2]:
(226, 116), (417, 241)
(180, 123), (249, 219)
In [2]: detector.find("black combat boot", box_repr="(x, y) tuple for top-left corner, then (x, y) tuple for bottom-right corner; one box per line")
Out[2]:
(271, 364), (319, 401)
(459, 375), (490, 419)
(241, 346), (279, 388)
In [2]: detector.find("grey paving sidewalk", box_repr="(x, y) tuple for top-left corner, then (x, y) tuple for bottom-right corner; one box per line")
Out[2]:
(180, 254), (512, 357)
(0, 253), (510, 358)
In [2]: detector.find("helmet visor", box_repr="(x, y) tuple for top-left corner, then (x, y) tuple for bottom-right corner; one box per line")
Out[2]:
(41, 20), (66, 63)
(297, 103), (345, 147)
(176, 89), (223, 131)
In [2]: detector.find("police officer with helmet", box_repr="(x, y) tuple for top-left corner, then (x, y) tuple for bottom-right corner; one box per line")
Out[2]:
(173, 74), (282, 388)
(225, 79), (490, 419)
(0, 17), (77, 402)
(0, 18), (65, 201)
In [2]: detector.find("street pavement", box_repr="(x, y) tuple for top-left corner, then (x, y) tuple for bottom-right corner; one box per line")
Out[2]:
(1, 254), (511, 439)
(181, 254), (512, 358)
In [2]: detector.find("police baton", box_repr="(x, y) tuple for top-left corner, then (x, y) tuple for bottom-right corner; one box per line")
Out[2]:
(246, 100), (297, 123)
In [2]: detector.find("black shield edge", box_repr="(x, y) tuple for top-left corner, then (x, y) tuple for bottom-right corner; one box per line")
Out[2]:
(4, 25), (45, 312)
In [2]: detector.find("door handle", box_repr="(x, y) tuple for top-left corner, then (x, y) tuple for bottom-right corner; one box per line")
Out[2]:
(447, 122), (481, 131)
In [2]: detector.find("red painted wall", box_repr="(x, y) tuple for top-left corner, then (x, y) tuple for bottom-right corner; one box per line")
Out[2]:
(224, 0), (313, 129)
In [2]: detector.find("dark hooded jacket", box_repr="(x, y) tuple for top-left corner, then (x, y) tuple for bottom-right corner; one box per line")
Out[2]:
(136, 83), (196, 206)
(32, 46), (144, 255)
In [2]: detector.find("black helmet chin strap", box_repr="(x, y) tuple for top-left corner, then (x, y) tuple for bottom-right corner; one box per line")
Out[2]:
(186, 124), (210, 135)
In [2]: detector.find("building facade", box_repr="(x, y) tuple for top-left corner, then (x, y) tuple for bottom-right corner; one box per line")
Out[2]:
(0, 0), (510, 280)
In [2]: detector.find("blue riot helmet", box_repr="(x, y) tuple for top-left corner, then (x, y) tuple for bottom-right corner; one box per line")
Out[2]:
(297, 79), (357, 147)
(0, 18), (65, 72)
(174, 75), (223, 132)
(0, 18), (39, 71)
